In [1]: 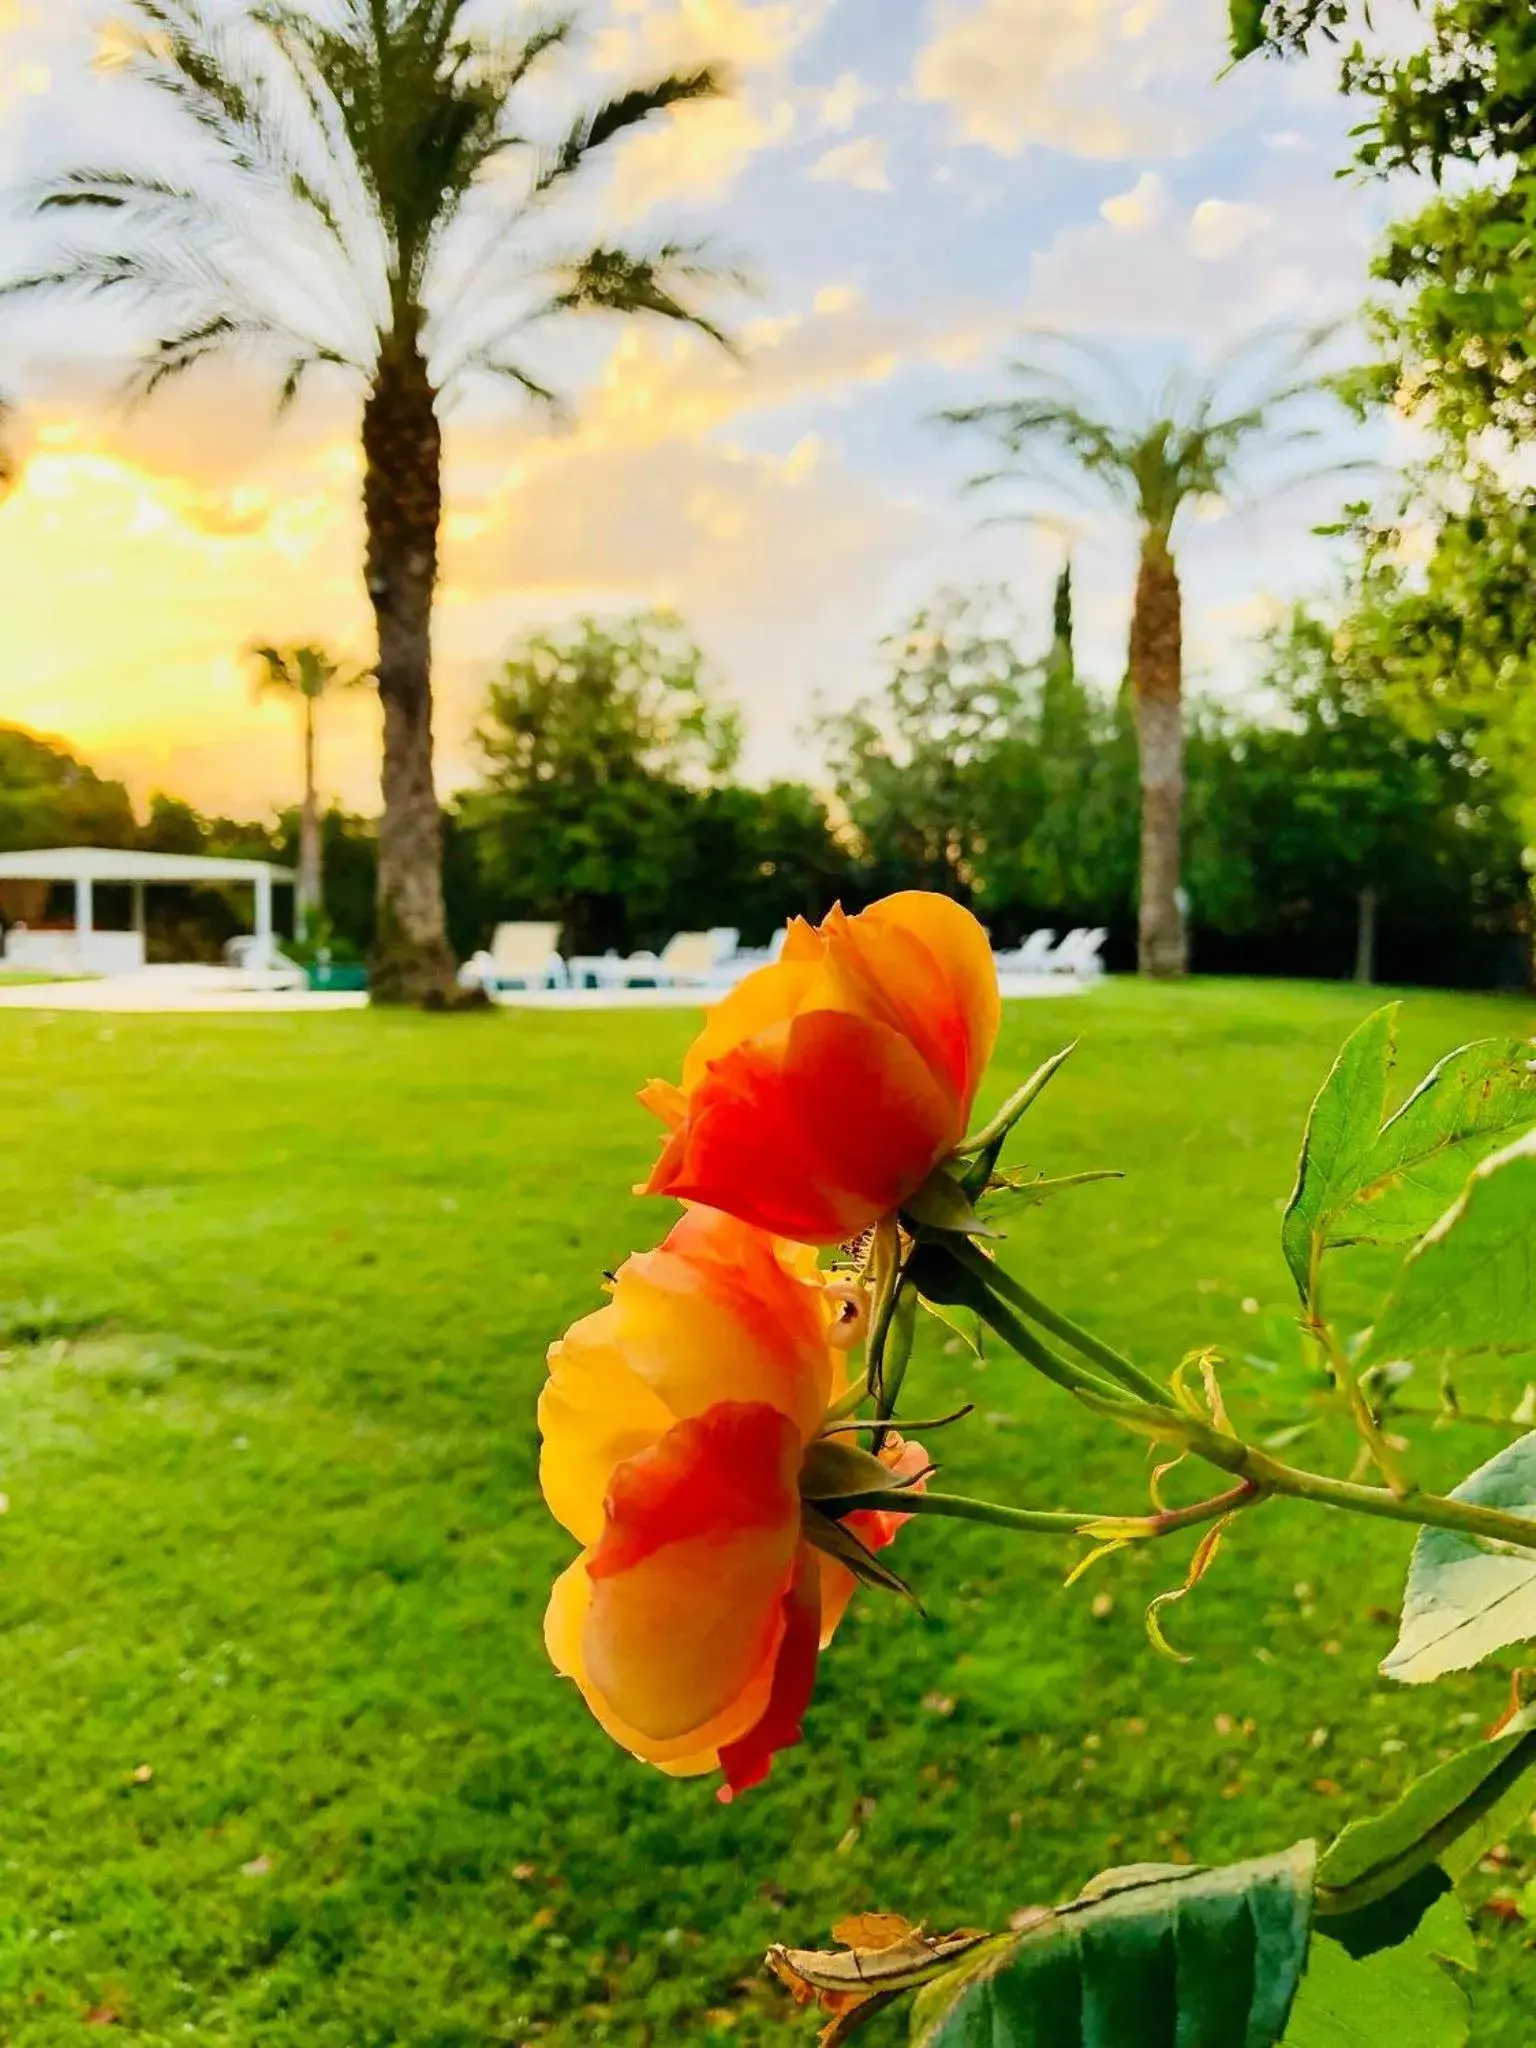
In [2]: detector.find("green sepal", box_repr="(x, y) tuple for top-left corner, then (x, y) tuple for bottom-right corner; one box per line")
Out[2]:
(956, 1044), (1077, 1193)
(901, 1167), (995, 1237)
(801, 1504), (923, 1610)
(977, 1168), (1123, 1220)
(801, 1437), (914, 1502)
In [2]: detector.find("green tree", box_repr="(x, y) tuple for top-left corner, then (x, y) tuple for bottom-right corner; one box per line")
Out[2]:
(1233, 4), (1536, 444)
(943, 334), (1338, 977)
(1186, 606), (1530, 986)
(0, 726), (136, 859)
(823, 587), (1034, 907)
(464, 612), (743, 955)
(249, 642), (371, 937)
(6, 2), (738, 1002)
(823, 582), (1136, 935)
(1318, 479), (1536, 856)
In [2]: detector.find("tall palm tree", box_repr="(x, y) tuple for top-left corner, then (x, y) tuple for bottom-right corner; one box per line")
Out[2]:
(945, 333), (1338, 978)
(249, 641), (371, 939)
(5, 3), (739, 1003)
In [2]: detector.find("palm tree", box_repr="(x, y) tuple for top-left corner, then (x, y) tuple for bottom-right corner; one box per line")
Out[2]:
(249, 641), (371, 939)
(944, 333), (1338, 978)
(5, 3), (739, 1003)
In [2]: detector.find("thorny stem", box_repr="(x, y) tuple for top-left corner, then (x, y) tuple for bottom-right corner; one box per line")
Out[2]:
(862, 1219), (902, 1410)
(950, 1238), (1176, 1410)
(1387, 1403), (1531, 1435)
(825, 1481), (1262, 1542)
(1098, 1397), (1536, 1557)
(1237, 1446), (1536, 1555)
(873, 1285), (919, 1455)
(967, 1287), (1130, 1407)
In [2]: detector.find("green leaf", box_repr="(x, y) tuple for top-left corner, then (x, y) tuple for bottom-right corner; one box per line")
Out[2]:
(1330, 1040), (1536, 1253)
(1283, 1005), (1399, 1297)
(1382, 1431), (1536, 1683)
(1363, 1132), (1536, 1366)
(1281, 1894), (1474, 2048)
(1316, 1706), (1536, 1910)
(909, 1843), (1316, 2048)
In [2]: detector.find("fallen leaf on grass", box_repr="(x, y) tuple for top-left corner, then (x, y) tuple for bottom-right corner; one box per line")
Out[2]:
(767, 1917), (990, 2046)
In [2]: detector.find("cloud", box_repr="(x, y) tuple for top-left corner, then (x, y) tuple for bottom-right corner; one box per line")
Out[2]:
(593, 0), (823, 75)
(1099, 171), (1168, 230)
(609, 94), (797, 215)
(0, 287), (976, 810)
(815, 71), (879, 133)
(599, 0), (828, 212)
(808, 136), (891, 193)
(913, 0), (1245, 161)
(1026, 170), (1372, 342)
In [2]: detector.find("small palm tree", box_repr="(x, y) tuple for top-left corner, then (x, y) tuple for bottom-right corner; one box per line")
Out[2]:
(6, 2), (740, 1002)
(945, 333), (1339, 977)
(249, 642), (371, 940)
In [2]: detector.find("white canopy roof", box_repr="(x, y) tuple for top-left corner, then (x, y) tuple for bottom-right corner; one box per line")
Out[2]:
(0, 847), (295, 884)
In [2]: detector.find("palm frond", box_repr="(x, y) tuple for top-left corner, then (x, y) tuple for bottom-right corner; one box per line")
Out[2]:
(453, 348), (566, 416)
(532, 68), (724, 196)
(277, 343), (360, 412)
(942, 323), (1351, 543)
(536, 242), (747, 355)
(0, 0), (747, 411)
(33, 168), (198, 213)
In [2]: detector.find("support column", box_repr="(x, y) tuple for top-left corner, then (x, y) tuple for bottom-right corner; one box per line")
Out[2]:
(131, 881), (146, 934)
(253, 869), (273, 970)
(75, 877), (94, 935)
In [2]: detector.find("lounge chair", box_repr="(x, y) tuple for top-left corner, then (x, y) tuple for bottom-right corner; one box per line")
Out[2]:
(993, 928), (1057, 976)
(1049, 928), (1108, 981)
(594, 928), (740, 990)
(462, 922), (567, 992)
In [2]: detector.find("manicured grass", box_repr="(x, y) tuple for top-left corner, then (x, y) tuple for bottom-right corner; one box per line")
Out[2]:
(0, 978), (1532, 2046)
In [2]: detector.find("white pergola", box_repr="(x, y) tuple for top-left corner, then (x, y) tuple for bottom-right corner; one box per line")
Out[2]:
(0, 846), (296, 976)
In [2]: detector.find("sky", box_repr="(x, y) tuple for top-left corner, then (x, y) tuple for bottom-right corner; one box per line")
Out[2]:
(0, 0), (1399, 818)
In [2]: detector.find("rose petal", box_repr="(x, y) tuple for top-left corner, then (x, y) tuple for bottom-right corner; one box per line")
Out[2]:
(538, 1308), (676, 1546)
(648, 1010), (958, 1244)
(584, 1402), (803, 1741)
(718, 1542), (823, 1799)
(609, 1208), (834, 1440)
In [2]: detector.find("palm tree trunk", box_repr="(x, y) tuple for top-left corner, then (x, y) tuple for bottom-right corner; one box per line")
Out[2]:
(298, 697), (321, 942)
(361, 331), (456, 1005)
(1355, 885), (1378, 986)
(1129, 532), (1189, 979)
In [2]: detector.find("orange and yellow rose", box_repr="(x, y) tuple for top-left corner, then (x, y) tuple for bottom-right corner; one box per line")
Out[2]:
(541, 1205), (924, 1799)
(639, 892), (1001, 1245)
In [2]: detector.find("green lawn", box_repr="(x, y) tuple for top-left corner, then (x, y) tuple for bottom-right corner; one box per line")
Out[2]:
(0, 978), (1533, 2046)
